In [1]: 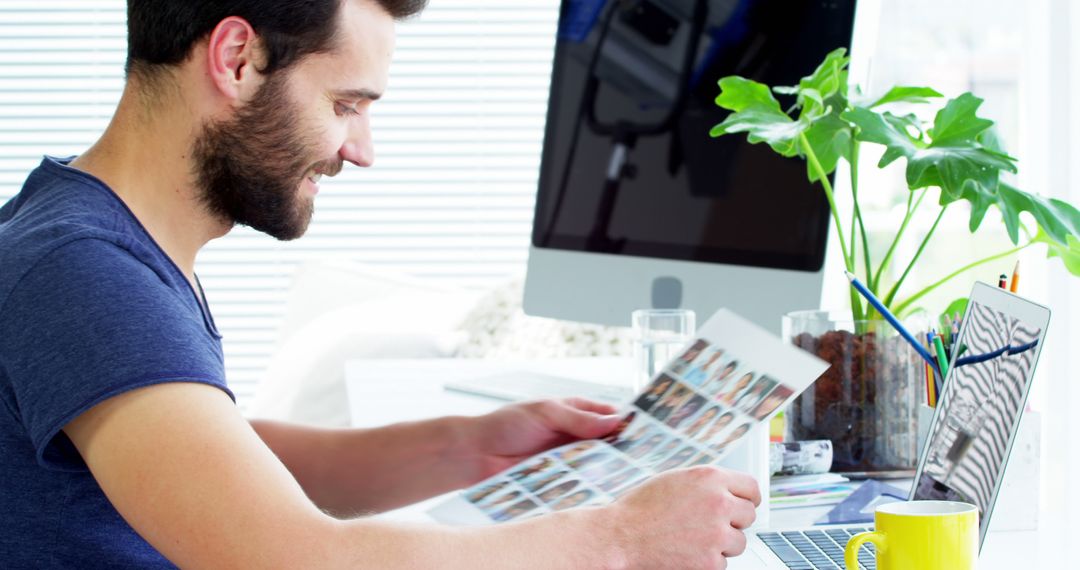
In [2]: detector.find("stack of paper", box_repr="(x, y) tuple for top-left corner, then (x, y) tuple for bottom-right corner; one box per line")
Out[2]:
(770, 473), (860, 509)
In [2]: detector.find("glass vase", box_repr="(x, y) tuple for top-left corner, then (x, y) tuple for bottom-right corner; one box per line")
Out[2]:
(783, 310), (927, 472)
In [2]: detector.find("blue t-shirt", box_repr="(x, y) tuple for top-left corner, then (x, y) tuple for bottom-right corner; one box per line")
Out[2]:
(0, 157), (233, 568)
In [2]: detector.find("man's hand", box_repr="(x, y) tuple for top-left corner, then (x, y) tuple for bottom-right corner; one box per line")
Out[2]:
(462, 398), (624, 480)
(602, 466), (761, 569)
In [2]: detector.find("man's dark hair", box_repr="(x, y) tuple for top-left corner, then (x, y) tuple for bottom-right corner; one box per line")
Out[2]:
(126, 0), (427, 80)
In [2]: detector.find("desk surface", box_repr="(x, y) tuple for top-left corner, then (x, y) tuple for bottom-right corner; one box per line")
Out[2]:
(345, 358), (1065, 569)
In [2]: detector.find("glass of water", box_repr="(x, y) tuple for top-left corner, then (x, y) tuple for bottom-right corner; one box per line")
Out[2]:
(631, 309), (696, 392)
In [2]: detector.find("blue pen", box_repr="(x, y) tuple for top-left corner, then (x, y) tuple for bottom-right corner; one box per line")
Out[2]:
(845, 271), (941, 373)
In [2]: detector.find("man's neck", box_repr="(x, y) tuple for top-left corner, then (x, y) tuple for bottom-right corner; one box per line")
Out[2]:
(69, 84), (231, 281)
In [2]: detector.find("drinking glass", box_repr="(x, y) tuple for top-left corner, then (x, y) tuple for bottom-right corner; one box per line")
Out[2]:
(630, 309), (696, 392)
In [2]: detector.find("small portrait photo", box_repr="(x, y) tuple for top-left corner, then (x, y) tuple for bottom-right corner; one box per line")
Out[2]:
(465, 479), (510, 504)
(687, 451), (717, 467)
(668, 339), (710, 375)
(625, 432), (666, 459)
(655, 445), (700, 472)
(710, 422), (753, 454)
(536, 479), (582, 504)
(682, 405), (721, 439)
(733, 375), (779, 415)
(596, 467), (644, 493)
(665, 393), (707, 430)
(716, 371), (756, 405)
(681, 347), (725, 387)
(521, 469), (569, 494)
(632, 374), (676, 413)
(696, 411), (736, 445)
(551, 489), (596, 511)
(650, 383), (694, 422)
(580, 457), (629, 481)
(491, 498), (540, 522)
(642, 439), (681, 467)
(478, 489), (524, 511)
(508, 456), (554, 481)
(602, 411), (638, 444)
(701, 359), (740, 396)
(556, 440), (600, 463)
(751, 384), (795, 420)
(611, 420), (654, 452)
(567, 451), (612, 471)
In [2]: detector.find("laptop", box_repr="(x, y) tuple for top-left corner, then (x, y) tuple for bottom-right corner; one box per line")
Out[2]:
(731, 281), (1051, 569)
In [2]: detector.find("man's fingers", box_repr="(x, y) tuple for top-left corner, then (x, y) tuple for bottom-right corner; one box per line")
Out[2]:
(720, 470), (762, 507)
(728, 495), (757, 530)
(543, 401), (620, 439)
(562, 397), (618, 416)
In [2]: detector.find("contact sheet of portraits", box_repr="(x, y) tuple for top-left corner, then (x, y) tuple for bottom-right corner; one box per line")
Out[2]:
(430, 310), (829, 525)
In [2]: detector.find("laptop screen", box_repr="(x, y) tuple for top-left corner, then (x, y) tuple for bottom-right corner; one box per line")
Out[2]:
(911, 283), (1047, 544)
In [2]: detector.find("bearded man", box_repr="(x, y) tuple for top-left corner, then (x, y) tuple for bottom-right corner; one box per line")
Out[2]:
(0, 1), (759, 567)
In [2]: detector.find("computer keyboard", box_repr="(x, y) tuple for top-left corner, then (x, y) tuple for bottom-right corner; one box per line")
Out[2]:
(758, 527), (876, 570)
(444, 371), (633, 404)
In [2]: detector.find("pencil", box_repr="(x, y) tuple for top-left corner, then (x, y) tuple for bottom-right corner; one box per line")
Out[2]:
(1009, 260), (1020, 293)
(844, 271), (940, 372)
(933, 335), (949, 382)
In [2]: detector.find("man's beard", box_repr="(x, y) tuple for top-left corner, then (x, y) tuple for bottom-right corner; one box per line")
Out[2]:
(192, 72), (341, 241)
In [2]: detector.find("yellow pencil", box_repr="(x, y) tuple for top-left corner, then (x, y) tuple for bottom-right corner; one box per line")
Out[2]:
(1009, 260), (1020, 293)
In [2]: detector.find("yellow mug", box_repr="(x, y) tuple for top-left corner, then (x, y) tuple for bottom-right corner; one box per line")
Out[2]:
(844, 500), (979, 570)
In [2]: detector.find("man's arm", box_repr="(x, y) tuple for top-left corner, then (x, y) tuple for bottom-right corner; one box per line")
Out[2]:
(66, 382), (759, 568)
(250, 397), (627, 515)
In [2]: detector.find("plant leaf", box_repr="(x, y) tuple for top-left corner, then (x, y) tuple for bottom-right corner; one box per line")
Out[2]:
(711, 76), (805, 157)
(714, 76), (783, 113)
(1034, 227), (1080, 276)
(927, 93), (995, 145)
(841, 106), (921, 167)
(802, 111), (853, 182)
(870, 86), (944, 108)
(997, 182), (1080, 245)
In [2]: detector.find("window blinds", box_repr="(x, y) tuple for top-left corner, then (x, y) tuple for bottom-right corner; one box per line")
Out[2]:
(0, 1), (559, 410)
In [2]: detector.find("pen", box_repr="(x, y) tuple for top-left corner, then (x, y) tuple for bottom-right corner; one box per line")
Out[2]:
(844, 271), (940, 372)
(1009, 260), (1020, 293)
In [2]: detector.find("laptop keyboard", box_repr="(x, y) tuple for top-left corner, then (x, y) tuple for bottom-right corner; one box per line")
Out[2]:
(758, 527), (876, 570)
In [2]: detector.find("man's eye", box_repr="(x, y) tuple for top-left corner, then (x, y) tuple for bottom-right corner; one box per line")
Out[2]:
(335, 102), (360, 116)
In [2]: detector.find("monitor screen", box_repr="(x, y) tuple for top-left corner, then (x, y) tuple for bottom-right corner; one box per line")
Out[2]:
(913, 295), (1044, 543)
(532, 0), (858, 271)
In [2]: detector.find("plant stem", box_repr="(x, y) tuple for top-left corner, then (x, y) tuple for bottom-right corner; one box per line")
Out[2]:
(892, 243), (1031, 315)
(798, 133), (863, 321)
(849, 141), (872, 288)
(799, 133), (853, 269)
(873, 188), (928, 292)
(882, 205), (948, 309)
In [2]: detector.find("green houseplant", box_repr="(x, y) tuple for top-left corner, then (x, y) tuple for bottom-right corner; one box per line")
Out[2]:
(709, 48), (1080, 471)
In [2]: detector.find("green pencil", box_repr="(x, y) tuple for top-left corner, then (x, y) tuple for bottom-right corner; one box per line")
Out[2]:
(932, 335), (949, 381)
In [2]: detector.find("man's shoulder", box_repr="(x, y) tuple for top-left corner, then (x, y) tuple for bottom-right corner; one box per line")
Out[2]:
(0, 159), (166, 312)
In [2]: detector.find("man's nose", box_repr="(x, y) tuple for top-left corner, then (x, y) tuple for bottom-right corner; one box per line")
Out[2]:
(339, 117), (374, 167)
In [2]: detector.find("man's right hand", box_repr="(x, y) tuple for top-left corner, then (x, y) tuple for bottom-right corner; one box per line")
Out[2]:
(603, 466), (761, 569)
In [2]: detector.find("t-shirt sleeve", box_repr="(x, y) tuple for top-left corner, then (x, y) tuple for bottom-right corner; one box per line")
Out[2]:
(0, 238), (232, 471)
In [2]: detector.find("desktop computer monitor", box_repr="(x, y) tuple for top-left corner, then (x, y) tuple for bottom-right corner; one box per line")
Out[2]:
(524, 0), (870, 333)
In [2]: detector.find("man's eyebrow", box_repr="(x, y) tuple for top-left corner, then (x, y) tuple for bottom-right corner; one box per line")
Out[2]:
(332, 88), (383, 101)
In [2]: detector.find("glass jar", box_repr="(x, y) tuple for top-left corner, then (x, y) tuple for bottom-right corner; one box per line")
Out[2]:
(783, 310), (927, 472)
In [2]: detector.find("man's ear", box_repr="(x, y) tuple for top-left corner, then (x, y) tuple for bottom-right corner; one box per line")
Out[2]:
(205, 16), (262, 103)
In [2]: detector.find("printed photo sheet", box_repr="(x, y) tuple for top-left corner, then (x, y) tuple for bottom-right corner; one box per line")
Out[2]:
(428, 309), (829, 525)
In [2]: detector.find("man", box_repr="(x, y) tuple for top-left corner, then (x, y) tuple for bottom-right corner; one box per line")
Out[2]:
(0, 1), (760, 567)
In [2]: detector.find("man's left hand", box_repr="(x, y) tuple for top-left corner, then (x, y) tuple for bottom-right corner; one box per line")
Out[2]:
(462, 398), (624, 481)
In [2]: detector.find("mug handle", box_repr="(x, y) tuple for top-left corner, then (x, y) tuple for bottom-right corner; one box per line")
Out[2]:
(845, 531), (886, 570)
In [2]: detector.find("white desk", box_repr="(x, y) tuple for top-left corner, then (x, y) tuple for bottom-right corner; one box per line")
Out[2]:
(345, 358), (1065, 568)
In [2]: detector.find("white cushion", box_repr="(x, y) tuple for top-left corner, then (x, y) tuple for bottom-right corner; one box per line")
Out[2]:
(250, 261), (479, 427)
